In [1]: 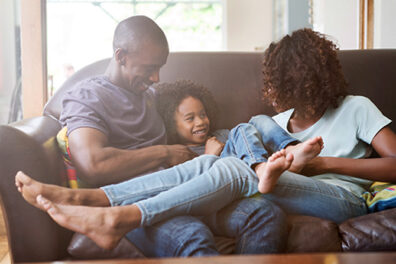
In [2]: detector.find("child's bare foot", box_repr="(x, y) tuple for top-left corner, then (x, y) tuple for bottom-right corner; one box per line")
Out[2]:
(36, 195), (141, 250)
(255, 150), (293, 193)
(15, 171), (109, 209)
(285, 136), (323, 173)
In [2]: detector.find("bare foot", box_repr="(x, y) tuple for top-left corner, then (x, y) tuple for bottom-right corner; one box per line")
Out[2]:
(15, 171), (109, 209)
(255, 150), (293, 193)
(285, 136), (323, 173)
(37, 195), (141, 250)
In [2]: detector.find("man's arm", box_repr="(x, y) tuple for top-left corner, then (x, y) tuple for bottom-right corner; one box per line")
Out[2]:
(68, 127), (197, 186)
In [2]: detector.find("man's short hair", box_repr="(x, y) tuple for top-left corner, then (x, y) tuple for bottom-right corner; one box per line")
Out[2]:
(112, 15), (168, 53)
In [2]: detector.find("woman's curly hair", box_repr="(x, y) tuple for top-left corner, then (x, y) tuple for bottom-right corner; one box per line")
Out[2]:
(262, 28), (348, 118)
(155, 80), (218, 144)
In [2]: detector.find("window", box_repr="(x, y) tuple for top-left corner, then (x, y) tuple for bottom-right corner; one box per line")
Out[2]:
(47, 0), (223, 94)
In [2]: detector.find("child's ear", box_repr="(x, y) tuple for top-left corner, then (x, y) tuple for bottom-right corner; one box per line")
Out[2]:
(114, 48), (127, 66)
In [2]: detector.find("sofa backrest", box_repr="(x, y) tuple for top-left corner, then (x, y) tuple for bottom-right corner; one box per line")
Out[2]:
(44, 50), (396, 132)
(337, 50), (396, 132)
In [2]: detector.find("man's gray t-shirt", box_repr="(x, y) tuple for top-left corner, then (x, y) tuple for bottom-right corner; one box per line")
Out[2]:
(59, 75), (167, 150)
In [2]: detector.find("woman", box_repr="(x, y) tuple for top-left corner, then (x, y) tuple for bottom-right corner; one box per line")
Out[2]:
(251, 28), (396, 224)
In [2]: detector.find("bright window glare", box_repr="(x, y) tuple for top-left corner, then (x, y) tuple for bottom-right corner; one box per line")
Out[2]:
(46, 1), (222, 93)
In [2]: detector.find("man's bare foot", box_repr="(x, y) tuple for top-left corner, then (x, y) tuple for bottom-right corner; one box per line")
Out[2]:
(36, 195), (141, 250)
(285, 136), (323, 173)
(15, 171), (109, 209)
(255, 150), (293, 193)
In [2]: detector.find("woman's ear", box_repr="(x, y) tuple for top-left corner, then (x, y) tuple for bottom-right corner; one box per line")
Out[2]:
(114, 48), (127, 66)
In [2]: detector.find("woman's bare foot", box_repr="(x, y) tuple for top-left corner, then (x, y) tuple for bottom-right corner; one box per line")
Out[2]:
(255, 150), (293, 193)
(36, 195), (141, 250)
(285, 136), (323, 173)
(15, 171), (109, 209)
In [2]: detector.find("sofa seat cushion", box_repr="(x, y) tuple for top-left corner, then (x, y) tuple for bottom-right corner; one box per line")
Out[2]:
(68, 233), (236, 259)
(286, 215), (342, 253)
(68, 233), (145, 259)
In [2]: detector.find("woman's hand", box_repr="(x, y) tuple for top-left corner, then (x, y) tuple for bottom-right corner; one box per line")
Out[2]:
(300, 156), (327, 176)
(204, 137), (225, 156)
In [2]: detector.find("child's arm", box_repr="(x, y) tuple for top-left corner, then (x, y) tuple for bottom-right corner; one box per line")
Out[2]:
(205, 137), (225, 156)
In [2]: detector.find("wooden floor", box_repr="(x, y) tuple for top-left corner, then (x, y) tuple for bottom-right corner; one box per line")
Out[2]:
(0, 211), (11, 264)
(17, 252), (396, 264)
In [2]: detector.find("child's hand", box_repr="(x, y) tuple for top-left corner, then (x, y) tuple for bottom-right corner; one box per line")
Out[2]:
(204, 137), (225, 156)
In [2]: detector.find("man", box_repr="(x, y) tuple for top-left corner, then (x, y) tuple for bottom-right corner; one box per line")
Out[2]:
(54, 16), (287, 256)
(61, 16), (194, 187)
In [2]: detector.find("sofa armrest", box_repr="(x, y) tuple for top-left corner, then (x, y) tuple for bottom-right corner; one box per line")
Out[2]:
(340, 208), (396, 251)
(0, 125), (72, 262)
(10, 116), (61, 144)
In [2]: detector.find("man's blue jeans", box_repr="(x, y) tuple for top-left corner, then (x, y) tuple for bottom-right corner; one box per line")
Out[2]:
(126, 197), (287, 257)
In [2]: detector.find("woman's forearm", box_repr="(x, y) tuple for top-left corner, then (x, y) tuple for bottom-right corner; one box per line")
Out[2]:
(303, 156), (396, 182)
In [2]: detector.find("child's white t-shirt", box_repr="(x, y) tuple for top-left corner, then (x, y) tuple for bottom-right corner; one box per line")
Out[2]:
(272, 95), (392, 196)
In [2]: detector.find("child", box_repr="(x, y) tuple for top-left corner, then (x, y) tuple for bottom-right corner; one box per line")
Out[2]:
(155, 80), (323, 192)
(15, 80), (322, 250)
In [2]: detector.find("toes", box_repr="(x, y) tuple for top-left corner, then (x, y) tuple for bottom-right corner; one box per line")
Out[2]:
(37, 195), (52, 210)
(286, 153), (294, 162)
(16, 171), (32, 184)
(15, 180), (21, 188)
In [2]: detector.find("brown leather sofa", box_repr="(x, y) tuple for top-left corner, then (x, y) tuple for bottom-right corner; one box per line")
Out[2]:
(1, 50), (396, 263)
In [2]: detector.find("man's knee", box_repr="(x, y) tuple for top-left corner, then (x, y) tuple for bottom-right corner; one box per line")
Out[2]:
(126, 216), (219, 257)
(214, 197), (287, 254)
(225, 197), (286, 228)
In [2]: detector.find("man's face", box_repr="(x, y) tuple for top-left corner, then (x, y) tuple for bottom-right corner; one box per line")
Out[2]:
(121, 43), (168, 94)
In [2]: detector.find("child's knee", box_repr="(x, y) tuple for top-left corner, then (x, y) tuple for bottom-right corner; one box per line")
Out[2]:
(249, 114), (272, 126)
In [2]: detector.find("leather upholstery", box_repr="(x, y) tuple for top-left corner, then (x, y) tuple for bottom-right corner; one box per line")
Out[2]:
(1, 50), (395, 261)
(340, 208), (396, 251)
(0, 124), (72, 262)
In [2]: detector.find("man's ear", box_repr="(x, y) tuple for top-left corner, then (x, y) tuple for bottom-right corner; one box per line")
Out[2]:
(114, 48), (127, 66)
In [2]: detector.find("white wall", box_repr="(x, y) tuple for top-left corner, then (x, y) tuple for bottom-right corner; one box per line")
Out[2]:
(0, 0), (17, 124)
(374, 0), (396, 48)
(223, 0), (273, 51)
(313, 0), (359, 49)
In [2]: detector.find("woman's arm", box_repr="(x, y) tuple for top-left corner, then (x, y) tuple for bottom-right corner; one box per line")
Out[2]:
(302, 127), (396, 182)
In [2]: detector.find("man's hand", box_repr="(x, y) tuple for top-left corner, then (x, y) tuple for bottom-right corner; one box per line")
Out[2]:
(165, 145), (198, 167)
(204, 137), (225, 156)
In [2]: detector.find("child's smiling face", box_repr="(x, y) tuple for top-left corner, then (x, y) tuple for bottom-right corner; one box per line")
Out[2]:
(174, 96), (210, 146)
